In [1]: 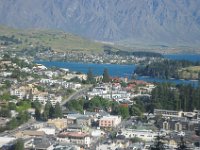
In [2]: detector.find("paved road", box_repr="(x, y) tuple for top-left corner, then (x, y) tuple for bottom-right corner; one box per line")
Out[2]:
(61, 84), (93, 108)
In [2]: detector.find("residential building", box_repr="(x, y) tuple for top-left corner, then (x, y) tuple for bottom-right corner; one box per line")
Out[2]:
(10, 84), (33, 99)
(117, 129), (157, 141)
(25, 137), (54, 150)
(37, 128), (56, 135)
(47, 118), (68, 130)
(0, 137), (16, 148)
(57, 132), (91, 147)
(99, 115), (121, 128)
(154, 109), (183, 118)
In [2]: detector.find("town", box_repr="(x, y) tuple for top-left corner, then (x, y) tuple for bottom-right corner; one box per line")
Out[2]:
(0, 53), (200, 150)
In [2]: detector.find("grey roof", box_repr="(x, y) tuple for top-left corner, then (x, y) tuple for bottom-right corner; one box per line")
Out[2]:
(34, 137), (54, 149)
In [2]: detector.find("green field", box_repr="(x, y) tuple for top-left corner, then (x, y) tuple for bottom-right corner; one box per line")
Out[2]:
(0, 26), (117, 52)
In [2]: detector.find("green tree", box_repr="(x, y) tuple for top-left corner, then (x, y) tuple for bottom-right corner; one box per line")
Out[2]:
(130, 137), (143, 143)
(53, 102), (62, 118)
(4, 80), (11, 88)
(17, 111), (30, 124)
(150, 134), (165, 150)
(35, 107), (41, 121)
(198, 72), (200, 86)
(14, 139), (24, 150)
(66, 99), (84, 113)
(119, 106), (130, 119)
(129, 105), (142, 117)
(0, 108), (11, 118)
(87, 68), (95, 84)
(43, 101), (53, 121)
(31, 100), (42, 110)
(3, 53), (10, 60)
(8, 102), (17, 110)
(102, 68), (110, 83)
(7, 118), (18, 130)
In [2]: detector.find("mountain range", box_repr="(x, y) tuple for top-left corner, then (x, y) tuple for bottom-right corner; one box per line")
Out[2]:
(0, 0), (200, 48)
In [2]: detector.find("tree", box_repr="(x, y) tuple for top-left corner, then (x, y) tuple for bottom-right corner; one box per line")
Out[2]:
(0, 108), (11, 118)
(102, 68), (110, 83)
(4, 80), (11, 88)
(7, 118), (18, 130)
(17, 111), (30, 124)
(87, 68), (95, 84)
(130, 137), (143, 143)
(150, 134), (165, 150)
(119, 106), (130, 119)
(53, 102), (62, 118)
(42, 101), (53, 121)
(8, 102), (17, 110)
(198, 72), (200, 86)
(14, 139), (24, 150)
(35, 107), (41, 121)
(31, 100), (42, 110)
(129, 105), (142, 117)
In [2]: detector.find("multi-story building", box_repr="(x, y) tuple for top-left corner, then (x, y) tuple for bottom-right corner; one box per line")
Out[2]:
(99, 115), (121, 128)
(154, 109), (183, 118)
(117, 129), (157, 141)
(10, 84), (33, 100)
(87, 84), (131, 102)
(57, 132), (91, 147)
(10, 84), (62, 105)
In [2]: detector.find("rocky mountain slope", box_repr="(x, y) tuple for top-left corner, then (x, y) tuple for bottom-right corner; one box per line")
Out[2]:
(0, 0), (200, 47)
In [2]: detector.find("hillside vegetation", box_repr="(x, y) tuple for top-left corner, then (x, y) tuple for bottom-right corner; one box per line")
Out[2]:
(135, 60), (200, 80)
(0, 26), (111, 52)
(178, 66), (200, 80)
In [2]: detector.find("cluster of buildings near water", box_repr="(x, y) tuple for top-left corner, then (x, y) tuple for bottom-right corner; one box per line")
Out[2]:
(35, 49), (163, 65)
(0, 54), (200, 150)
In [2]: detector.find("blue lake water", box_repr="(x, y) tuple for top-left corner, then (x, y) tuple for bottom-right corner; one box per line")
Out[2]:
(36, 61), (135, 78)
(165, 54), (200, 62)
(36, 58), (199, 86)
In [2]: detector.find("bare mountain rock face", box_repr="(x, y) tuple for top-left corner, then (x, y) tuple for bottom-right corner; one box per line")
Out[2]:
(0, 0), (200, 47)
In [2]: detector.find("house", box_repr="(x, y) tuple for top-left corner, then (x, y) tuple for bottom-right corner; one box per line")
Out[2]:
(47, 118), (67, 130)
(0, 137), (16, 148)
(67, 124), (83, 132)
(10, 84), (62, 105)
(32, 89), (48, 105)
(154, 109), (183, 118)
(159, 119), (200, 132)
(33, 64), (47, 70)
(25, 137), (54, 150)
(87, 83), (131, 102)
(37, 128), (55, 135)
(114, 135), (130, 149)
(99, 115), (121, 128)
(57, 132), (91, 147)
(66, 113), (91, 126)
(48, 94), (62, 106)
(117, 129), (157, 141)
(96, 142), (120, 150)
(10, 84), (33, 99)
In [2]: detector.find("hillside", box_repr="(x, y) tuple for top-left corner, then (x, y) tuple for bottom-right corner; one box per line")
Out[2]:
(0, 26), (110, 52)
(178, 66), (200, 80)
(0, 0), (200, 50)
